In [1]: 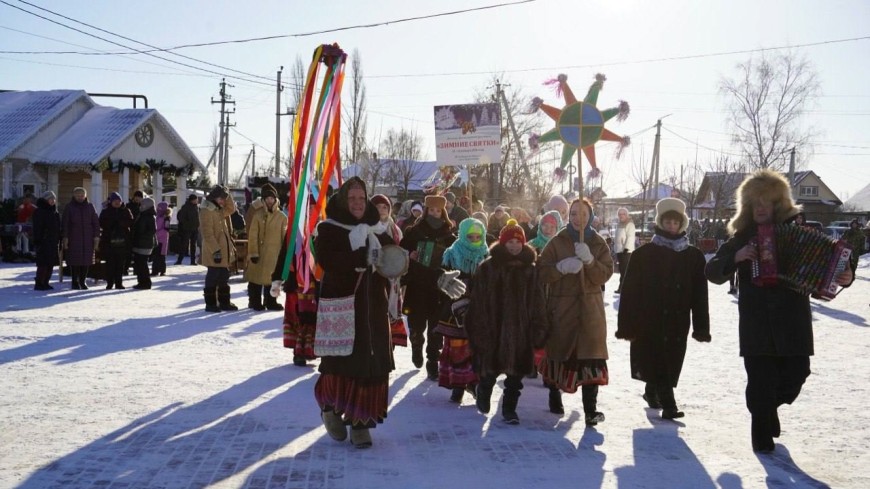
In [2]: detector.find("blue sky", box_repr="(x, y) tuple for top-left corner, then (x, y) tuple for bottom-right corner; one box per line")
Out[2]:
(1, 0), (868, 200)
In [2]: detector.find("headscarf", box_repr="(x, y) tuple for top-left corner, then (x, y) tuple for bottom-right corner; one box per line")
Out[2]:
(441, 218), (488, 275)
(565, 198), (596, 243)
(529, 210), (563, 250)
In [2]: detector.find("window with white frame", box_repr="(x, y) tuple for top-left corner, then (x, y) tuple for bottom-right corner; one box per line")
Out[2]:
(799, 186), (819, 197)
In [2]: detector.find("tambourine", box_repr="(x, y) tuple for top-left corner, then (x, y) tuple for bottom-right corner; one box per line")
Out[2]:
(375, 244), (410, 279)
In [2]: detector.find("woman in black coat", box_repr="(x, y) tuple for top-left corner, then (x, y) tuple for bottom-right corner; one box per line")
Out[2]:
(32, 192), (61, 290)
(616, 198), (710, 420)
(705, 170), (855, 453)
(130, 197), (157, 290)
(399, 194), (456, 380)
(99, 192), (134, 290)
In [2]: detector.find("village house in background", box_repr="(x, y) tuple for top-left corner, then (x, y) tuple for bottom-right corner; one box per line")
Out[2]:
(0, 90), (204, 209)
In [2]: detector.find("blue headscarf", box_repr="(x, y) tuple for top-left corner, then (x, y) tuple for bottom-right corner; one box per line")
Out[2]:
(565, 199), (596, 243)
(442, 218), (488, 274)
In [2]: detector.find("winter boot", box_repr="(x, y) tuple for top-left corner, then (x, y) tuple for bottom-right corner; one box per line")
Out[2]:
(583, 385), (605, 427)
(70, 266), (82, 290)
(203, 287), (220, 313)
(293, 355), (307, 367)
(644, 383), (663, 409)
(78, 267), (89, 289)
(350, 426), (372, 449)
(751, 413), (775, 453)
(449, 388), (464, 403)
(771, 408), (781, 438)
(321, 409), (347, 441)
(248, 283), (265, 311)
(217, 284), (239, 311)
(548, 386), (565, 414)
(263, 288), (284, 311)
(475, 383), (493, 414)
(411, 345), (424, 368)
(657, 385), (684, 419)
(425, 360), (439, 381)
(502, 389), (521, 425)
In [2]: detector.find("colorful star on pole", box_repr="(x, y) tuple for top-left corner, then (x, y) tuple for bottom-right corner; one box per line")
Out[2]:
(528, 73), (630, 181)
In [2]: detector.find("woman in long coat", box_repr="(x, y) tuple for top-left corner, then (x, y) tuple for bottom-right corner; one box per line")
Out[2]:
(314, 177), (461, 448)
(245, 184), (288, 311)
(99, 192), (133, 289)
(537, 198), (613, 426)
(131, 197), (156, 289)
(32, 191), (61, 290)
(616, 198), (710, 420)
(61, 187), (100, 290)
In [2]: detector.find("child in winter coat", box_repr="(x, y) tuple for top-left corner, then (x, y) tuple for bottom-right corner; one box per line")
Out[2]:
(465, 220), (548, 424)
(152, 201), (172, 276)
(436, 217), (489, 403)
(616, 198), (710, 420)
(131, 197), (157, 289)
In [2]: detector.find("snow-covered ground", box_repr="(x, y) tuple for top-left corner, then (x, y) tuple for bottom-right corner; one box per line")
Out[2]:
(1, 256), (868, 489)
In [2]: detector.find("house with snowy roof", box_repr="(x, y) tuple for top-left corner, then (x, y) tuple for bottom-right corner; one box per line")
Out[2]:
(0, 89), (204, 208)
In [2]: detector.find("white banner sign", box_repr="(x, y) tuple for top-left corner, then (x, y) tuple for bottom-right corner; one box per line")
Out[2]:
(434, 103), (501, 166)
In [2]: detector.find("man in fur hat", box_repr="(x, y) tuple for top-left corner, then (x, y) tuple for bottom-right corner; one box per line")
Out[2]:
(200, 185), (238, 312)
(244, 184), (287, 311)
(706, 169), (855, 453)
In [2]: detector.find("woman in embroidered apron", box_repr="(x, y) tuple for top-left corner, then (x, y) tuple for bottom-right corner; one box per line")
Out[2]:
(537, 198), (614, 427)
(436, 217), (489, 403)
(313, 178), (465, 448)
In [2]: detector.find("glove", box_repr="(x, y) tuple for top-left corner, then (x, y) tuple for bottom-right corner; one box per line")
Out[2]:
(692, 331), (712, 343)
(615, 329), (635, 341)
(270, 280), (282, 298)
(555, 257), (583, 274)
(437, 270), (466, 299)
(250, 256), (259, 265)
(574, 242), (594, 264)
(213, 250), (222, 264)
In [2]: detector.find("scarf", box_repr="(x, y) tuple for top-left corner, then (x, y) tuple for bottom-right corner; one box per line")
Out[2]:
(529, 210), (563, 250)
(442, 218), (489, 275)
(565, 204), (596, 243)
(651, 227), (689, 252)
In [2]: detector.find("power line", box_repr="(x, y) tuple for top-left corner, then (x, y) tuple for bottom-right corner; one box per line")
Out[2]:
(231, 127), (275, 155)
(0, 0), (537, 55)
(0, 0), (278, 88)
(662, 127), (743, 157)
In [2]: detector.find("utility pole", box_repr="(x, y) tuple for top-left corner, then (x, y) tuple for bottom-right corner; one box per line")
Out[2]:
(787, 146), (797, 197)
(211, 78), (235, 186)
(222, 112), (235, 186)
(489, 80), (506, 201)
(276, 67), (297, 178)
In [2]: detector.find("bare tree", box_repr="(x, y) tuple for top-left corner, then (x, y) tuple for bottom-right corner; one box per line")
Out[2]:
(666, 160), (704, 218)
(628, 146), (653, 226)
(381, 128), (425, 200)
(343, 49), (368, 166)
(289, 55), (306, 112)
(703, 155), (746, 219)
(720, 51), (820, 171)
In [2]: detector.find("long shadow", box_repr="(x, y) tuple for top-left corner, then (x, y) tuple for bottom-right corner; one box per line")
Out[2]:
(810, 301), (868, 326)
(614, 410), (718, 488)
(15, 365), (319, 489)
(0, 310), (242, 365)
(756, 444), (831, 488)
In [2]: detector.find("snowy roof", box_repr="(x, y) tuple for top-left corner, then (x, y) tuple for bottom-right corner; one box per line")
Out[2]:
(845, 182), (870, 211)
(0, 89), (90, 160)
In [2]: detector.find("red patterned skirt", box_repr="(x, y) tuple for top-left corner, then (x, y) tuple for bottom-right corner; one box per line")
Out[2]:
(438, 332), (478, 389)
(538, 355), (609, 394)
(283, 291), (317, 360)
(314, 374), (389, 429)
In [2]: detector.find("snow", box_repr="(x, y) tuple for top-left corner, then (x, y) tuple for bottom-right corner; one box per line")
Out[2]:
(1, 256), (869, 489)
(845, 182), (870, 213)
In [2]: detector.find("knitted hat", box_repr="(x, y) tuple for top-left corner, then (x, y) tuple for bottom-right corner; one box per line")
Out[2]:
(444, 192), (457, 204)
(261, 183), (277, 200)
(655, 198), (689, 234)
(424, 194), (447, 211)
(410, 201), (424, 214)
(499, 218), (526, 245)
(140, 197), (155, 212)
(207, 185), (229, 201)
(109, 191), (123, 202)
(133, 190), (144, 198)
(540, 210), (563, 230)
(370, 194), (391, 208)
(42, 190), (57, 200)
(187, 193), (199, 202)
(73, 187), (87, 195)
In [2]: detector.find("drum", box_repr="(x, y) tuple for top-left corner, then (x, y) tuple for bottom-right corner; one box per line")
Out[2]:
(375, 244), (409, 279)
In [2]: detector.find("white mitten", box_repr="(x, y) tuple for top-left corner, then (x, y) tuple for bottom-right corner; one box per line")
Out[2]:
(437, 270), (467, 299)
(574, 242), (594, 264)
(556, 257), (583, 274)
(270, 280), (282, 298)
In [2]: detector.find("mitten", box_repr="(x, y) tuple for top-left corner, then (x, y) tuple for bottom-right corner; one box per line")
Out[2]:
(555, 257), (583, 274)
(213, 250), (222, 264)
(437, 270), (466, 299)
(250, 255), (259, 265)
(574, 242), (594, 264)
(270, 280), (282, 298)
(692, 331), (711, 343)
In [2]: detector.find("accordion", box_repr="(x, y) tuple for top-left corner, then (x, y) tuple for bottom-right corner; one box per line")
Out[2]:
(751, 223), (852, 301)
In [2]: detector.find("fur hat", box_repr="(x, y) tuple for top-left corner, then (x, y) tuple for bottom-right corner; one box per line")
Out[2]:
(42, 190), (57, 201)
(370, 194), (391, 209)
(207, 185), (229, 201)
(73, 187), (87, 196)
(655, 198), (689, 234)
(729, 169), (801, 236)
(260, 184), (278, 200)
(140, 197), (155, 212)
(109, 191), (123, 202)
(499, 218), (526, 245)
(424, 194), (447, 211)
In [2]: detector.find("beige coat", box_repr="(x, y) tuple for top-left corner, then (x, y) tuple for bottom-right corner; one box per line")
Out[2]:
(538, 229), (613, 360)
(244, 203), (288, 285)
(200, 199), (236, 268)
(244, 198), (264, 237)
